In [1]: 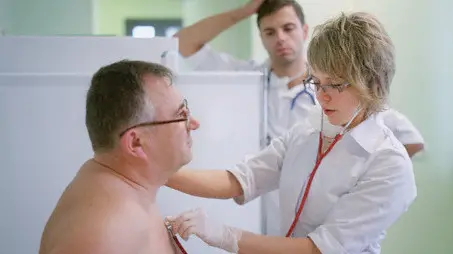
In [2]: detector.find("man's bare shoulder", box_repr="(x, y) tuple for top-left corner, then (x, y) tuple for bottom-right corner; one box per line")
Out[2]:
(40, 166), (151, 254)
(42, 198), (149, 254)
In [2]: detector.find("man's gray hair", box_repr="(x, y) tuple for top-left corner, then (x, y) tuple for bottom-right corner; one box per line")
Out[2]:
(85, 60), (174, 152)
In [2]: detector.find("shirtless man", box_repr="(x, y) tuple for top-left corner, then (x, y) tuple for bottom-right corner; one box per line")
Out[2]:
(39, 60), (199, 254)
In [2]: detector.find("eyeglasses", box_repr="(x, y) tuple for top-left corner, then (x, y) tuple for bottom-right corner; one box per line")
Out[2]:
(118, 99), (190, 137)
(304, 76), (350, 94)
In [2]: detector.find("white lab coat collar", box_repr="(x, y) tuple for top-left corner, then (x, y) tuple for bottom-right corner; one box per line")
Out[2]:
(347, 113), (389, 154)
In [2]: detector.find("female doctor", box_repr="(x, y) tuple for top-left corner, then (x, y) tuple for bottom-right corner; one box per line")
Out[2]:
(165, 12), (417, 254)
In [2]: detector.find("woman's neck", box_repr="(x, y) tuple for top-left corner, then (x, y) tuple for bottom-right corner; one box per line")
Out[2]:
(343, 108), (367, 132)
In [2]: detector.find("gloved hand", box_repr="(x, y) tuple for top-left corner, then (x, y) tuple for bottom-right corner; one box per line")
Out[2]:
(166, 208), (242, 253)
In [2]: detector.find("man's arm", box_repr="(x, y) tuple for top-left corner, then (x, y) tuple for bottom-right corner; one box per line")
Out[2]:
(380, 108), (425, 157)
(175, 0), (264, 57)
(404, 143), (425, 158)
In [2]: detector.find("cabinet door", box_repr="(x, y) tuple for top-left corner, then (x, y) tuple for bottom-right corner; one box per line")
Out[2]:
(157, 72), (265, 254)
(0, 75), (93, 254)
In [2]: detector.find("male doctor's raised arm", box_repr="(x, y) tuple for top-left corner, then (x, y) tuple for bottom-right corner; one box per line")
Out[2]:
(173, 0), (264, 71)
(379, 108), (425, 157)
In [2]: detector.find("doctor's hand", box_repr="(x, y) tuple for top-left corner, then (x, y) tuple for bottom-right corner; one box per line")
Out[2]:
(242, 0), (266, 16)
(166, 208), (242, 253)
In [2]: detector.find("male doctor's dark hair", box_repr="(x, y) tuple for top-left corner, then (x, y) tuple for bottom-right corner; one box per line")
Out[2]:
(256, 0), (306, 27)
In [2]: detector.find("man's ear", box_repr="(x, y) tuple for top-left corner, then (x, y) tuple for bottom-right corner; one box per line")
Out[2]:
(119, 130), (147, 159)
(302, 23), (309, 41)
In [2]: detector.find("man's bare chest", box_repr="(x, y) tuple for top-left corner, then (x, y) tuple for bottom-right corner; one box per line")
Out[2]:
(142, 221), (179, 254)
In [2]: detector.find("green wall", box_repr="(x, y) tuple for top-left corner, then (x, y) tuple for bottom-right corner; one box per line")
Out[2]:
(0, 0), (13, 34)
(181, 0), (252, 60)
(350, 1), (453, 253)
(1, 0), (93, 35)
(94, 0), (182, 36)
(94, 0), (252, 60)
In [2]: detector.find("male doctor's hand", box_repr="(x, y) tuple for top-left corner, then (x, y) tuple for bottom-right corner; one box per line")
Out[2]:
(166, 208), (242, 253)
(242, 0), (266, 16)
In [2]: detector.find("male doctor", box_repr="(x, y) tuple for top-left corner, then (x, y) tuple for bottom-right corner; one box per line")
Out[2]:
(173, 0), (424, 235)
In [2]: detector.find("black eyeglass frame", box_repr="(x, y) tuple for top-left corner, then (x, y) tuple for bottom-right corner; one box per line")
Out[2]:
(118, 99), (190, 137)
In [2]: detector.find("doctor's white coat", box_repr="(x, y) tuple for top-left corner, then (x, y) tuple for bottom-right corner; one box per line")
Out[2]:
(182, 44), (423, 244)
(227, 114), (417, 254)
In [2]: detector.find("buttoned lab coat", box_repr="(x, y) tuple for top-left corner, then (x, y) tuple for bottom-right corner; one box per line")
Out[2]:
(182, 44), (424, 236)
(227, 114), (417, 254)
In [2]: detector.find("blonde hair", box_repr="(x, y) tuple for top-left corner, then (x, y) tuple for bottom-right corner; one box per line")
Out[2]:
(307, 12), (395, 114)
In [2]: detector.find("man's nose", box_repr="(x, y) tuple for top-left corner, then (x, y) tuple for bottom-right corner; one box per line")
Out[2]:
(276, 30), (288, 42)
(189, 117), (200, 130)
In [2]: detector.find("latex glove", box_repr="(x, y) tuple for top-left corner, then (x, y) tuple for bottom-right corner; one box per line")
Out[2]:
(166, 208), (242, 253)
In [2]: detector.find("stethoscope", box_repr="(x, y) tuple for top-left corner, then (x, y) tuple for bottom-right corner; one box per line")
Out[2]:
(264, 68), (317, 146)
(285, 132), (343, 237)
(266, 68), (317, 110)
(284, 104), (362, 237)
(166, 221), (188, 254)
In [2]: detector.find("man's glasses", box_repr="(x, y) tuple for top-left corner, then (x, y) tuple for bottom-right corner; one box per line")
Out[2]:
(118, 99), (190, 137)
